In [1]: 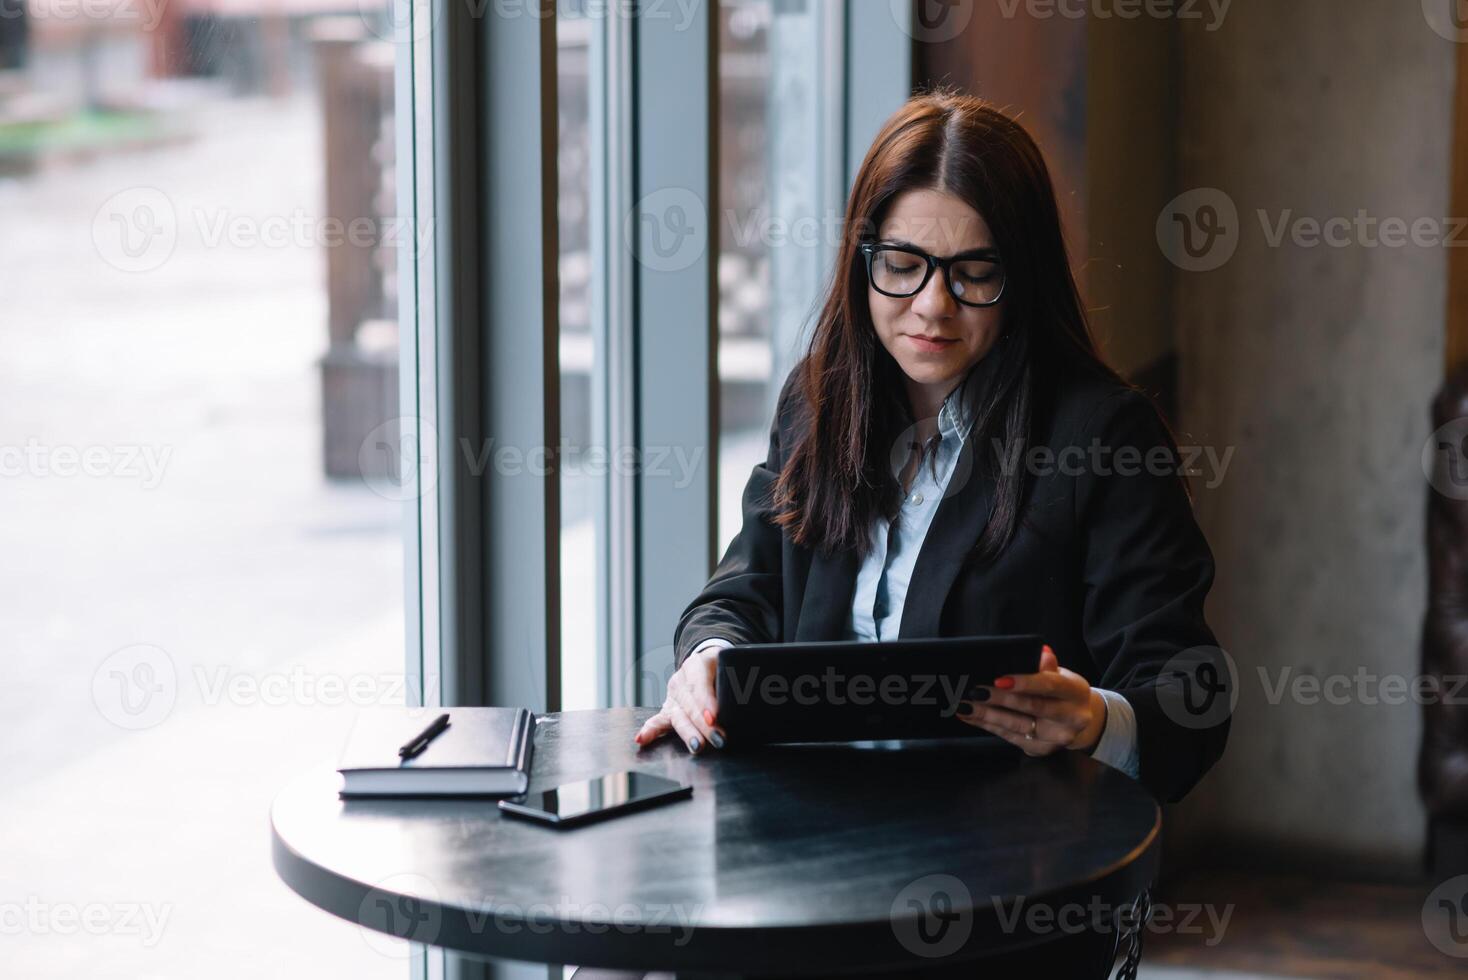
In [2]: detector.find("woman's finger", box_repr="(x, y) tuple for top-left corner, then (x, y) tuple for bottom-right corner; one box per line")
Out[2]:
(978, 688), (1057, 718)
(958, 701), (1068, 747)
(982, 688), (1086, 729)
(670, 673), (724, 748)
(662, 700), (709, 754)
(989, 722), (1062, 756)
(693, 651), (722, 722)
(994, 670), (1072, 697)
(962, 711), (1062, 756)
(634, 710), (673, 746)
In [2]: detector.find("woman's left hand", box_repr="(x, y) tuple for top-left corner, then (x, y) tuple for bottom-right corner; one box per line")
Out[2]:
(955, 644), (1107, 756)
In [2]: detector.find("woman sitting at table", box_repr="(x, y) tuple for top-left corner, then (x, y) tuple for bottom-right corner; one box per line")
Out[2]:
(634, 88), (1230, 973)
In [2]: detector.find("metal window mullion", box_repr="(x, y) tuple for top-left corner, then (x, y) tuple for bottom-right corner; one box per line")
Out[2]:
(435, 0), (486, 711)
(595, 8), (638, 708)
(632, 0), (719, 702)
(398, 0), (437, 715)
(399, 6), (439, 980)
(419, 1), (559, 978)
(480, 0), (562, 713)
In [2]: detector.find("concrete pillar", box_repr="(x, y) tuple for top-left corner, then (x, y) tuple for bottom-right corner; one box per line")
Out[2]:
(1170, 1), (1454, 873)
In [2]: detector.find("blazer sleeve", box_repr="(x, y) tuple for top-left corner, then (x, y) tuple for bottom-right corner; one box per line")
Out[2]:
(1074, 388), (1231, 804)
(672, 373), (798, 667)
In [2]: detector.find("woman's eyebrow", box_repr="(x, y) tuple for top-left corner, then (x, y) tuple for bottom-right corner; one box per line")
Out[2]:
(881, 238), (1000, 259)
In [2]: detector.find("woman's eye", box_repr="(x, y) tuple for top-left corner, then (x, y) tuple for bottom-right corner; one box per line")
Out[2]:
(955, 262), (998, 284)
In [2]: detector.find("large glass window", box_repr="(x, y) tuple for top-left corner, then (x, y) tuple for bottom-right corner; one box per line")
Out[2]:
(716, 0), (843, 551)
(557, 5), (598, 712)
(0, 6), (410, 975)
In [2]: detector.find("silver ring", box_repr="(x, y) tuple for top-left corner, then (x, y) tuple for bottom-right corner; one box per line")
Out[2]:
(1024, 718), (1037, 740)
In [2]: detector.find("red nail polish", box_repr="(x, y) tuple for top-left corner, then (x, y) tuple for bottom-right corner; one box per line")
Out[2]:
(704, 709), (715, 726)
(1042, 644), (1054, 655)
(995, 677), (1015, 690)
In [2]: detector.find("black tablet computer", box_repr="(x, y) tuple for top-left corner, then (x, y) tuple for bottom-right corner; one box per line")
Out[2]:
(714, 634), (1043, 744)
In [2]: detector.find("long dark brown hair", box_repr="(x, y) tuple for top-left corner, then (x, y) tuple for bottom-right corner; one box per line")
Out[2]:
(771, 89), (1127, 560)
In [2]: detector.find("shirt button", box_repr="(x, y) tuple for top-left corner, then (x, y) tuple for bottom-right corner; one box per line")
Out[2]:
(911, 492), (924, 505)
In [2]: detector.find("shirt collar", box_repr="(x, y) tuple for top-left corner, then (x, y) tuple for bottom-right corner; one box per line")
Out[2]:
(936, 356), (990, 444)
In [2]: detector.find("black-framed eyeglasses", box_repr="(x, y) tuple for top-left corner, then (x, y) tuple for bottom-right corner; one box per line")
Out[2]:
(858, 241), (1006, 308)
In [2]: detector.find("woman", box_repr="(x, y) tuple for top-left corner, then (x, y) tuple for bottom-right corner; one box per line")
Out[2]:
(634, 90), (1229, 971)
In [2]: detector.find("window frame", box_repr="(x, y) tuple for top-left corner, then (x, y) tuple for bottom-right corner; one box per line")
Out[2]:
(398, 2), (913, 975)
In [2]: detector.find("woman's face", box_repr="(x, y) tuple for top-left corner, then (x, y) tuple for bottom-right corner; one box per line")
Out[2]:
(867, 188), (1004, 413)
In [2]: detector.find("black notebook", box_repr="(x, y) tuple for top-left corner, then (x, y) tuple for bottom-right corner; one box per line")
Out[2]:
(337, 707), (536, 798)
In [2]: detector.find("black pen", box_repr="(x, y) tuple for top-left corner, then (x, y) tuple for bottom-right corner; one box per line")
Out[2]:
(399, 712), (451, 759)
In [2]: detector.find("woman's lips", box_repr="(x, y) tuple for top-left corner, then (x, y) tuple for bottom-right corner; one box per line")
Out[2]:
(906, 334), (959, 353)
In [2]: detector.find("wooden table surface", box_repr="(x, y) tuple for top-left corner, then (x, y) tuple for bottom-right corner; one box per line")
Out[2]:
(271, 707), (1160, 975)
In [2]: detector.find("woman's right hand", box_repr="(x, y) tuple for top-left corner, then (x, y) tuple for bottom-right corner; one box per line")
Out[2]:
(634, 644), (726, 753)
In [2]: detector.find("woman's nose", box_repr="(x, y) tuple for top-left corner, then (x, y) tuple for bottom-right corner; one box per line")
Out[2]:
(910, 267), (956, 319)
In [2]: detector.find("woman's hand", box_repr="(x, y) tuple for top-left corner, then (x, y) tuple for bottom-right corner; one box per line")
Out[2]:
(955, 645), (1107, 756)
(633, 644), (726, 754)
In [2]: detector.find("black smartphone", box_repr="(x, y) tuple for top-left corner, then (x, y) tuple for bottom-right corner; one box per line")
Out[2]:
(497, 771), (692, 828)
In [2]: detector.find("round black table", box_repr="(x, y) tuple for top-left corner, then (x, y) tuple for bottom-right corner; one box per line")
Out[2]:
(271, 707), (1159, 976)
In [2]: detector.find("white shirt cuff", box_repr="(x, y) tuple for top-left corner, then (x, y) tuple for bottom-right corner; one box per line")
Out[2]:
(690, 637), (735, 659)
(1088, 688), (1141, 780)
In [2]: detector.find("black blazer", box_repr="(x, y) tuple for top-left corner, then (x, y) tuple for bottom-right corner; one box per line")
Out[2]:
(674, 355), (1229, 804)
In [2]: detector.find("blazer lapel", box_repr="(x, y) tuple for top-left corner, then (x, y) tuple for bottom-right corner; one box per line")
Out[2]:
(793, 352), (1004, 642)
(794, 546), (860, 641)
(896, 428), (997, 639)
